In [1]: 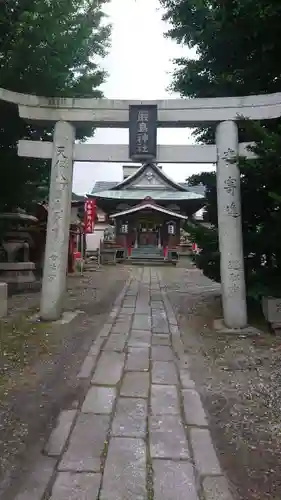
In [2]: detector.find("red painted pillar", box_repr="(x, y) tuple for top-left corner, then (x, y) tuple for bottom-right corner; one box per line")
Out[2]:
(68, 234), (75, 273)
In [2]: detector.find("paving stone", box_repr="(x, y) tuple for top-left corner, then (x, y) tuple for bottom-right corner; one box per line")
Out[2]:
(100, 437), (146, 500)
(179, 370), (195, 389)
(59, 414), (110, 472)
(152, 334), (171, 345)
(126, 347), (149, 371)
(152, 310), (169, 333)
(152, 361), (178, 385)
(132, 313), (152, 331)
(149, 415), (190, 459)
(152, 326), (170, 334)
(103, 334), (127, 351)
(120, 307), (135, 315)
(98, 324), (112, 337)
(123, 301), (136, 308)
(151, 300), (165, 309)
(151, 311), (166, 321)
(182, 389), (208, 426)
(112, 398), (147, 438)
(120, 372), (149, 398)
(114, 297), (123, 307)
(113, 320), (129, 328)
(153, 460), (198, 500)
(109, 308), (118, 319)
(151, 345), (174, 361)
(190, 428), (222, 476)
(50, 472), (101, 500)
(14, 455), (57, 500)
(170, 324), (180, 335)
(81, 386), (116, 414)
(152, 310), (168, 318)
(203, 476), (234, 500)
(168, 314), (177, 326)
(150, 293), (162, 301)
(77, 355), (97, 379)
(151, 307), (166, 315)
(44, 410), (77, 456)
(92, 352), (125, 385)
(128, 330), (151, 347)
(165, 306), (176, 318)
(115, 313), (131, 322)
(111, 323), (131, 334)
(172, 335), (184, 352)
(151, 385), (180, 415)
(90, 336), (106, 355)
(135, 305), (151, 314)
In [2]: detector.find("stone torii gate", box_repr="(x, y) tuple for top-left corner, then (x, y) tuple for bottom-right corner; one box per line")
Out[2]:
(1, 88), (280, 326)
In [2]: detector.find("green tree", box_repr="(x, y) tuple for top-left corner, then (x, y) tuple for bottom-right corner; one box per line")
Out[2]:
(186, 123), (281, 299)
(160, 0), (281, 141)
(160, 0), (281, 298)
(0, 0), (110, 211)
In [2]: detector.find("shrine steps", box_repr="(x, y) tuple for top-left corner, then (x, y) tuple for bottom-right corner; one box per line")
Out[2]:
(125, 247), (177, 266)
(131, 245), (162, 258)
(125, 258), (176, 266)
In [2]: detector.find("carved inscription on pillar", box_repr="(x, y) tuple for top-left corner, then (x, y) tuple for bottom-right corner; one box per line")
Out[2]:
(224, 176), (240, 218)
(47, 253), (59, 282)
(227, 260), (243, 295)
(47, 143), (71, 283)
(225, 201), (240, 218)
(223, 171), (242, 294)
(227, 259), (240, 270)
(224, 176), (237, 196)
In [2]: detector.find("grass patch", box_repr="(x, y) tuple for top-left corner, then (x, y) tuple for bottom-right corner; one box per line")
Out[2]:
(0, 311), (56, 397)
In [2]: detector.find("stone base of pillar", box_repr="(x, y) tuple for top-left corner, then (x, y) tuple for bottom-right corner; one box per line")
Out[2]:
(31, 310), (83, 324)
(213, 318), (261, 336)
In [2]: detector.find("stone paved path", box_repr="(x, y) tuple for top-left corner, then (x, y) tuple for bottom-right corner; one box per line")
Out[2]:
(14, 268), (233, 500)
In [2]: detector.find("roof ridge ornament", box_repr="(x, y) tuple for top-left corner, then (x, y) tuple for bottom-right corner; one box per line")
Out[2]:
(142, 196), (155, 204)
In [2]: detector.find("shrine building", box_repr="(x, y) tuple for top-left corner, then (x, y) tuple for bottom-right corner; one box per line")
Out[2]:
(88, 162), (205, 262)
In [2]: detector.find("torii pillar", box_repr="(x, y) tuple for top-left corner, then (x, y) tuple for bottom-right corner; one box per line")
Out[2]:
(40, 121), (75, 321)
(216, 121), (247, 329)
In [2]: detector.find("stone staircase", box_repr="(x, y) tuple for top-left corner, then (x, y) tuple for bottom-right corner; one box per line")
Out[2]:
(128, 246), (174, 266)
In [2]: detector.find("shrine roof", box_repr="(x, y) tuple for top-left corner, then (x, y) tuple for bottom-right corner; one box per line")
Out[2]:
(92, 181), (118, 192)
(110, 202), (188, 219)
(89, 189), (204, 201)
(91, 180), (205, 194)
(113, 162), (187, 191)
(90, 163), (206, 197)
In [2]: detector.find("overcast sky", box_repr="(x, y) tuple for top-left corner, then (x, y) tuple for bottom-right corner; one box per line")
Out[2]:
(72, 0), (215, 195)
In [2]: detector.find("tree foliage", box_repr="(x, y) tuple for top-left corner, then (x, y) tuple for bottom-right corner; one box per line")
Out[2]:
(0, 0), (110, 211)
(160, 0), (281, 141)
(186, 123), (281, 298)
(160, 0), (281, 298)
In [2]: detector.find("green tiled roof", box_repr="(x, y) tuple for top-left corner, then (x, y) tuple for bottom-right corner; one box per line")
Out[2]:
(90, 190), (204, 201)
(91, 181), (206, 196)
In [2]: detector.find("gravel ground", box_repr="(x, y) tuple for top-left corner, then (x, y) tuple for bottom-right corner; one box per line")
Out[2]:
(161, 265), (281, 500)
(0, 265), (130, 499)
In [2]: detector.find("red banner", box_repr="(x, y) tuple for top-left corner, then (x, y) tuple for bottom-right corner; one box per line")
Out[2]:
(84, 199), (96, 234)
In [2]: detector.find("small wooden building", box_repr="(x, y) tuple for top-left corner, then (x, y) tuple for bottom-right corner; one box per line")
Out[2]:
(89, 163), (205, 262)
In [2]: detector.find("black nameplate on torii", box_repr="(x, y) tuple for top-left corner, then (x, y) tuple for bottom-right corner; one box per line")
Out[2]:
(129, 104), (157, 161)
